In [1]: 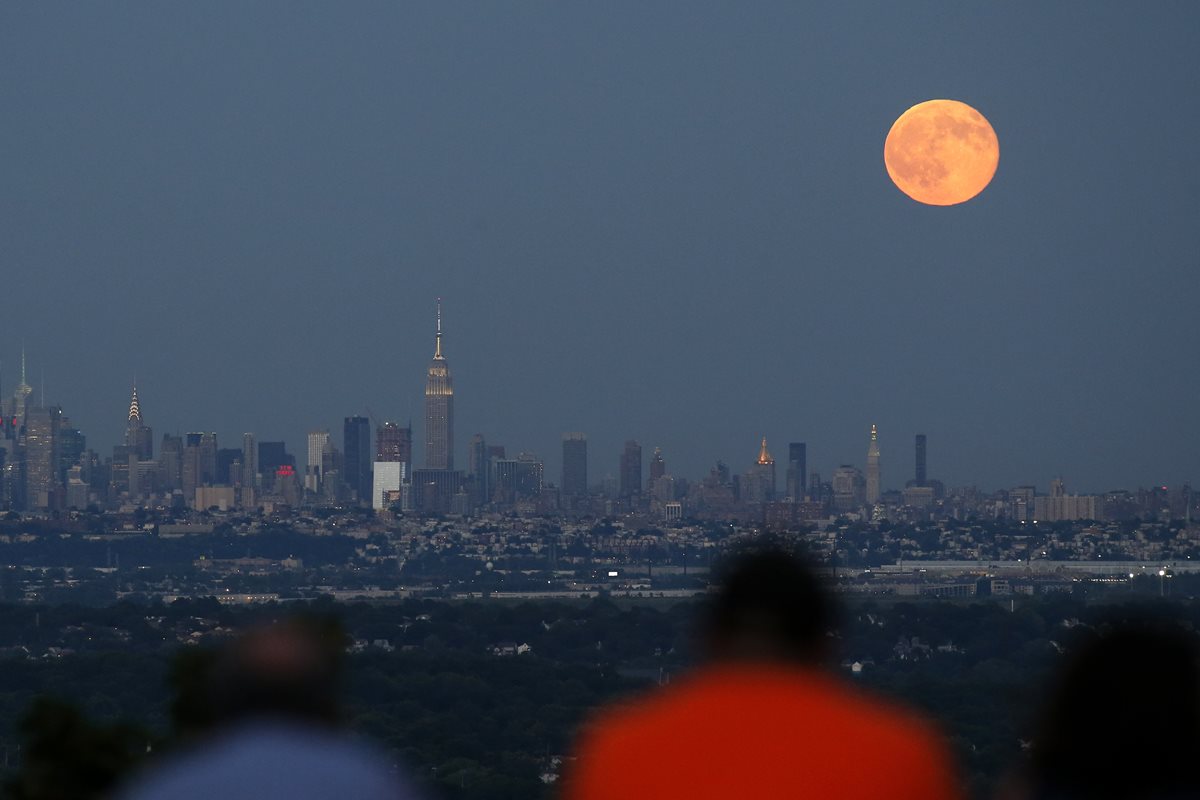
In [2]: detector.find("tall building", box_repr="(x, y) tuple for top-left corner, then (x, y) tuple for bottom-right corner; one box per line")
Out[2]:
(786, 442), (807, 500)
(343, 416), (371, 503)
(372, 461), (405, 511)
(561, 433), (588, 498)
(159, 434), (183, 492)
(866, 424), (881, 505)
(914, 434), (927, 487)
(833, 465), (866, 512)
(494, 453), (544, 504)
(57, 426), (85, 485)
(648, 447), (666, 495)
(468, 434), (490, 507)
(216, 448), (242, 485)
(1034, 477), (1100, 522)
(182, 433), (217, 504)
(619, 440), (642, 500)
(257, 441), (289, 493)
(411, 468), (464, 515)
(124, 384), (153, 460)
(306, 430), (331, 494)
(241, 433), (257, 489)
(199, 433), (217, 486)
(24, 406), (63, 510)
(743, 437), (776, 504)
(376, 422), (412, 466)
(11, 347), (32, 429)
(424, 299), (454, 470)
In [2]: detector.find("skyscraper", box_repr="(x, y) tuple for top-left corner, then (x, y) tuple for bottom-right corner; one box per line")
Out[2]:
(376, 422), (412, 466)
(24, 405), (63, 510)
(468, 434), (490, 507)
(743, 437), (776, 504)
(786, 442), (807, 500)
(493, 452), (544, 504)
(241, 433), (257, 490)
(648, 447), (666, 494)
(182, 433), (217, 505)
(216, 448), (242, 484)
(343, 416), (371, 503)
(914, 434), (927, 487)
(11, 347), (32, 429)
(619, 440), (642, 500)
(124, 383), (153, 460)
(424, 299), (454, 470)
(257, 441), (288, 493)
(833, 464), (866, 512)
(561, 433), (587, 498)
(160, 434), (183, 492)
(306, 430), (331, 494)
(866, 424), (881, 505)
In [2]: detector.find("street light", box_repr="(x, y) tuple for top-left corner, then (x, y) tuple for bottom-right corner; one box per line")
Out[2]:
(1159, 568), (1167, 597)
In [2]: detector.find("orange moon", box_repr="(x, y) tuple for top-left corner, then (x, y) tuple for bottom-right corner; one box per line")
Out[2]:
(884, 99), (999, 206)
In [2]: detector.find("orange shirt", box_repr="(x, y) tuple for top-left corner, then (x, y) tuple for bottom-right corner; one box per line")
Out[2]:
(565, 663), (962, 800)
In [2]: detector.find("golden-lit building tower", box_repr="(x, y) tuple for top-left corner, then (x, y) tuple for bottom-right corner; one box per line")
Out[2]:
(424, 299), (454, 470)
(757, 437), (776, 499)
(744, 437), (776, 504)
(866, 424), (881, 505)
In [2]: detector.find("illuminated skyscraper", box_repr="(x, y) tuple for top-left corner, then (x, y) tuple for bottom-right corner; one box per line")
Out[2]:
(125, 383), (153, 460)
(24, 405), (63, 510)
(744, 437), (776, 504)
(424, 299), (454, 470)
(306, 430), (331, 494)
(866, 424), (881, 505)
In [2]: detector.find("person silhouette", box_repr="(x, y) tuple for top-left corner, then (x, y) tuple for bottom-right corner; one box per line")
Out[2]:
(1012, 621), (1200, 800)
(118, 619), (422, 800)
(565, 547), (962, 800)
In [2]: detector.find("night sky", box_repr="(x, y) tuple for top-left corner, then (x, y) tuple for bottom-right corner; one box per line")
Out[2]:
(2, 2), (1197, 493)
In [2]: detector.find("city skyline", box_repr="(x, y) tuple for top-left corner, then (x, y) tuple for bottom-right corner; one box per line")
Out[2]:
(0, 339), (1189, 498)
(2, 4), (1198, 493)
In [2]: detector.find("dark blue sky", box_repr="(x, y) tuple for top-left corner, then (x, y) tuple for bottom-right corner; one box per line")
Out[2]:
(2, 2), (1197, 493)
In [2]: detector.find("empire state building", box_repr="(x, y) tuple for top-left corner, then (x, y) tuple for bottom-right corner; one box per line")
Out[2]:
(424, 299), (454, 470)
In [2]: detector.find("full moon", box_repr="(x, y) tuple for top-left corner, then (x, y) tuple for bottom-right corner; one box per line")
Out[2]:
(884, 99), (999, 206)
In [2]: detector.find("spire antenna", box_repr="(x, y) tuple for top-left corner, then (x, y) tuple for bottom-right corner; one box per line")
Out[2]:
(434, 297), (444, 359)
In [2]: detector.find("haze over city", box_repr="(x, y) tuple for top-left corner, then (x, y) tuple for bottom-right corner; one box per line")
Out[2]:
(2, 2), (1197, 492)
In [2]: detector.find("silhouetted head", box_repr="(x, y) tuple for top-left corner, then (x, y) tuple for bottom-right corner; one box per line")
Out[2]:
(703, 547), (832, 665)
(1030, 621), (1200, 798)
(208, 620), (342, 728)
